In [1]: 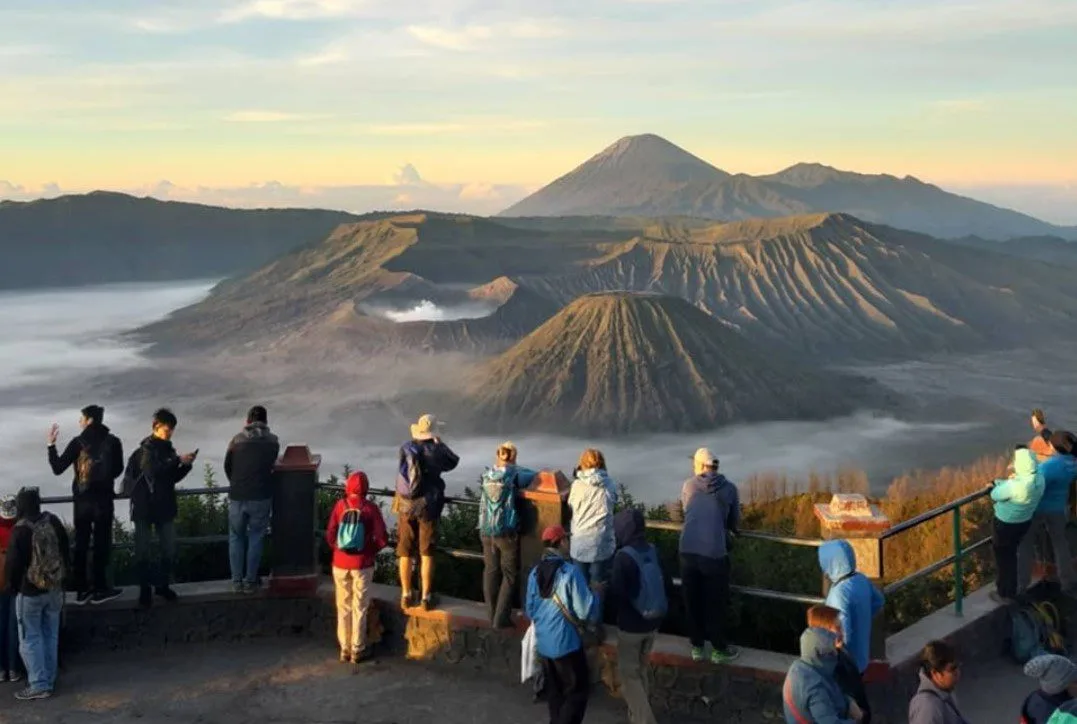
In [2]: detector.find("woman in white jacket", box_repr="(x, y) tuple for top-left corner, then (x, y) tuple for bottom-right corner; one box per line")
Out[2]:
(567, 448), (618, 591)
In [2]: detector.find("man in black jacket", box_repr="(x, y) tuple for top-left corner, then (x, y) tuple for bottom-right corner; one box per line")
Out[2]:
(4, 487), (70, 701)
(224, 406), (280, 594)
(46, 404), (124, 605)
(122, 408), (196, 609)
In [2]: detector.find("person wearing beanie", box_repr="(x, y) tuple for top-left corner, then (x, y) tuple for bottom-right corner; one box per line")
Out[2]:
(325, 471), (387, 667)
(1022, 654), (1077, 724)
(0, 495), (25, 683)
(1019, 430), (1077, 596)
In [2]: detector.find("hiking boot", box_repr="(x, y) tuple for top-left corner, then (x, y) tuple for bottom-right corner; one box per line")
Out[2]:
(353, 648), (373, 664)
(421, 594), (437, 612)
(91, 588), (123, 606)
(710, 646), (741, 665)
(14, 688), (51, 701)
(138, 586), (152, 609)
(339, 651), (351, 664)
(73, 591), (92, 606)
(155, 586), (179, 603)
(690, 646), (705, 663)
(401, 592), (416, 611)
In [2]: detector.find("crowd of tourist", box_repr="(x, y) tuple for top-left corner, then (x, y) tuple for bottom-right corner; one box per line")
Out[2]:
(3, 404), (1077, 723)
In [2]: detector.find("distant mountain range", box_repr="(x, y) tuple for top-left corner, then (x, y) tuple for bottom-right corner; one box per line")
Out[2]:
(500, 134), (1077, 241)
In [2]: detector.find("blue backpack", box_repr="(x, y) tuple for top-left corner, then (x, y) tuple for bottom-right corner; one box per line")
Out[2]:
(479, 468), (519, 537)
(336, 506), (365, 553)
(619, 544), (668, 620)
(1010, 602), (1066, 664)
(395, 442), (423, 500)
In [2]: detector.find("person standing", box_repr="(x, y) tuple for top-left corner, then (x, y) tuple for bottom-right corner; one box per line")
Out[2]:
(395, 414), (459, 611)
(907, 640), (970, 724)
(525, 525), (599, 724)
(991, 446), (1046, 604)
(0, 495), (25, 683)
(1019, 430), (1077, 596)
(567, 449), (618, 591)
(122, 408), (196, 609)
(819, 540), (885, 676)
(325, 471), (388, 666)
(679, 447), (740, 663)
(46, 405), (124, 605)
(224, 405), (280, 594)
(478, 442), (535, 628)
(611, 508), (667, 724)
(4, 487), (70, 701)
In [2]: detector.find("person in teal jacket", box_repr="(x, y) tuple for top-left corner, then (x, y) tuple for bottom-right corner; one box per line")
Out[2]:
(1018, 431), (1077, 596)
(991, 446), (1045, 603)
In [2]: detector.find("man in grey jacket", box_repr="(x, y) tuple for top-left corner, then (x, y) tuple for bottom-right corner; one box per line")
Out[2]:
(908, 640), (970, 724)
(679, 447), (740, 664)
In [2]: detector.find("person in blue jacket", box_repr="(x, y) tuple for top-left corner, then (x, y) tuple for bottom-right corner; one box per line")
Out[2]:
(526, 525), (600, 724)
(991, 445), (1045, 603)
(1019, 431), (1077, 596)
(819, 540), (884, 675)
(783, 626), (862, 724)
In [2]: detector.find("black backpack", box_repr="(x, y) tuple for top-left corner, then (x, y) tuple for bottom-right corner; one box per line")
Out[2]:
(75, 437), (111, 492)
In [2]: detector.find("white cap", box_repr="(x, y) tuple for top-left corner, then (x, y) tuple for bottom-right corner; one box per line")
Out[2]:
(693, 447), (718, 468)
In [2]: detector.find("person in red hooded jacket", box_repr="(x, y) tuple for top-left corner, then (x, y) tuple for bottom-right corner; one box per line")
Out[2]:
(326, 472), (387, 665)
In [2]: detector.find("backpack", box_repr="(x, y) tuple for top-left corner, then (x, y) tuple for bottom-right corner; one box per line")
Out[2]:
(1010, 602), (1066, 664)
(335, 505), (366, 553)
(121, 447), (152, 497)
(395, 443), (424, 500)
(619, 544), (668, 620)
(75, 436), (111, 492)
(19, 515), (64, 591)
(479, 469), (519, 537)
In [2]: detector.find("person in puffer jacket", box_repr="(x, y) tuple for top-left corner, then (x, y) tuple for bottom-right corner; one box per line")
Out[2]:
(991, 446), (1046, 603)
(567, 449), (617, 590)
(478, 441), (536, 628)
(819, 540), (884, 675)
(783, 626), (860, 724)
(325, 471), (388, 665)
(526, 525), (599, 724)
(1022, 654), (1077, 724)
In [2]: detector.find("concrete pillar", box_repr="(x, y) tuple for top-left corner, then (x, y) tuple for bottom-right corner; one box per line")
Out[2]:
(814, 494), (892, 674)
(268, 444), (322, 596)
(517, 469), (570, 604)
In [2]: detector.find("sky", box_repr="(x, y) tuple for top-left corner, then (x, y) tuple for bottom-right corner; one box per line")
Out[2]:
(1, 0), (1075, 221)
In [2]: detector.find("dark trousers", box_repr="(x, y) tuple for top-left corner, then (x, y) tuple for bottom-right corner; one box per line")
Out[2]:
(0, 592), (23, 675)
(994, 518), (1032, 599)
(681, 553), (730, 650)
(543, 648), (590, 724)
(73, 496), (114, 593)
(134, 519), (176, 589)
(481, 534), (518, 628)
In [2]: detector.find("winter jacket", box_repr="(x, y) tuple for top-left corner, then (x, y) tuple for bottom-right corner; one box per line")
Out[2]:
(477, 464), (536, 536)
(1048, 700), (1077, 724)
(1024, 690), (1073, 724)
(783, 627), (854, 724)
(992, 448), (1046, 524)
(525, 552), (599, 660)
(567, 468), (618, 564)
(680, 471), (740, 560)
(398, 439), (459, 522)
(325, 472), (388, 570)
(611, 508), (667, 634)
(4, 512), (71, 597)
(819, 540), (885, 673)
(1038, 454), (1077, 515)
(224, 422), (280, 501)
(48, 422), (124, 500)
(908, 671), (970, 724)
(125, 435), (193, 523)
(0, 518), (14, 593)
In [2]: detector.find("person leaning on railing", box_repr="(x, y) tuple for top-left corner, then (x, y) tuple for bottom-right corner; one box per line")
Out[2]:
(990, 445), (1045, 605)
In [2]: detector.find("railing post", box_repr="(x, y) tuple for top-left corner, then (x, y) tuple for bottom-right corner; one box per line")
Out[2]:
(268, 444), (322, 595)
(953, 506), (964, 617)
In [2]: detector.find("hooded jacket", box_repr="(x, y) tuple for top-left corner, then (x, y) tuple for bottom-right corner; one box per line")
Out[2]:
(567, 468), (618, 563)
(908, 670), (970, 724)
(611, 508), (667, 634)
(224, 422), (280, 501)
(783, 627), (854, 724)
(48, 422), (124, 500)
(125, 435), (193, 523)
(680, 471), (740, 560)
(326, 472), (388, 570)
(819, 540), (885, 674)
(992, 448), (1046, 524)
(1038, 453), (1077, 515)
(525, 551), (599, 660)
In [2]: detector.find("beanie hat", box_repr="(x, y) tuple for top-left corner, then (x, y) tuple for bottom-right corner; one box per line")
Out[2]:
(1025, 654), (1077, 695)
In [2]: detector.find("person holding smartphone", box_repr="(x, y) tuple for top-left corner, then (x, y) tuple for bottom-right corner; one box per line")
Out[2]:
(120, 408), (197, 608)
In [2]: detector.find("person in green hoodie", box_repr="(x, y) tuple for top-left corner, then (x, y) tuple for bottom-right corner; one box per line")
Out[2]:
(991, 445), (1046, 604)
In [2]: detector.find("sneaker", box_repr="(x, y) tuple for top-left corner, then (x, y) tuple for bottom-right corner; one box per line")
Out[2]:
(138, 586), (152, 609)
(231, 582), (245, 595)
(690, 647), (705, 662)
(14, 688), (51, 701)
(8, 671), (23, 683)
(90, 588), (123, 606)
(242, 580), (261, 595)
(711, 646), (741, 665)
(155, 586), (179, 603)
(73, 591), (92, 606)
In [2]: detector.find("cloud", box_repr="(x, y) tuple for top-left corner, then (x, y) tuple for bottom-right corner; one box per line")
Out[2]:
(219, 0), (373, 23)
(407, 19), (566, 51)
(223, 110), (327, 122)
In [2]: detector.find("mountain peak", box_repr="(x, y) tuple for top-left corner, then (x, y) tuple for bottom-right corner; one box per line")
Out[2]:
(765, 162), (854, 187)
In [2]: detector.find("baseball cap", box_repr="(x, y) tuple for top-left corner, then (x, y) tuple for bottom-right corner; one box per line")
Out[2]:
(541, 525), (567, 545)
